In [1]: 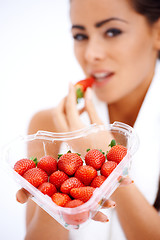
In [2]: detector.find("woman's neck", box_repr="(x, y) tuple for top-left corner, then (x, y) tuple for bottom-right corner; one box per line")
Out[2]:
(108, 74), (153, 127)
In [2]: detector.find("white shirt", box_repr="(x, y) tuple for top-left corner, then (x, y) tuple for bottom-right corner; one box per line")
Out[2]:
(69, 61), (160, 240)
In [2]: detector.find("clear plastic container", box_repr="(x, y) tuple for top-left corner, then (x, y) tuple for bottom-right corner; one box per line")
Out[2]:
(2, 121), (139, 229)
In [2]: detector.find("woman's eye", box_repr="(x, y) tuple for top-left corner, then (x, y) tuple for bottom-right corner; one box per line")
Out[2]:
(73, 34), (88, 41)
(106, 28), (122, 37)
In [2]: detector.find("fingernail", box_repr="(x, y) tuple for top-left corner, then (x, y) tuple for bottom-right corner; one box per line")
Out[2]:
(16, 196), (20, 203)
(86, 87), (92, 100)
(109, 203), (116, 208)
(105, 218), (109, 222)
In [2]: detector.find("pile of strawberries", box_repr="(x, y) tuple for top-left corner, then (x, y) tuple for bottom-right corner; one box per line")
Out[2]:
(14, 140), (127, 216)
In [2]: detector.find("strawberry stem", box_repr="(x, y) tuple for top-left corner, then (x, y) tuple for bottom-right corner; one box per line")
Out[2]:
(76, 88), (84, 99)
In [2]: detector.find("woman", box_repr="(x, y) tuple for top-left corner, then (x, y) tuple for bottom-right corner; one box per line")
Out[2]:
(17, 0), (160, 239)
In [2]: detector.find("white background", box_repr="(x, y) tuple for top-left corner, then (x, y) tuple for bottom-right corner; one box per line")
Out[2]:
(0, 1), (84, 239)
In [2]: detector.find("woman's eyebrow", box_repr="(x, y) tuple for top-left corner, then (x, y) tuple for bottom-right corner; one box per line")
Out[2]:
(95, 17), (128, 27)
(72, 25), (85, 30)
(71, 17), (128, 30)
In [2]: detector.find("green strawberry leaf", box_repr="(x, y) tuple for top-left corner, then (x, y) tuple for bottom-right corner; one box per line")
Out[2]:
(76, 88), (84, 99)
(58, 154), (63, 159)
(99, 149), (105, 155)
(30, 157), (38, 166)
(108, 139), (116, 148)
(76, 153), (81, 156)
(86, 149), (90, 152)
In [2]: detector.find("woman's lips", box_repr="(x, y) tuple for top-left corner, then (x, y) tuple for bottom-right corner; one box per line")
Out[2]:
(92, 72), (114, 87)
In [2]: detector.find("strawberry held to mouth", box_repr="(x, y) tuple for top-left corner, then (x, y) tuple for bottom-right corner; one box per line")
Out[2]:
(75, 77), (94, 100)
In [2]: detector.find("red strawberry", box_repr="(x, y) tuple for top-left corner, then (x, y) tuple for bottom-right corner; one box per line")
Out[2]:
(85, 149), (105, 170)
(63, 199), (89, 225)
(70, 186), (95, 202)
(58, 152), (83, 176)
(75, 165), (97, 186)
(64, 199), (84, 208)
(49, 170), (69, 190)
(38, 182), (57, 197)
(107, 145), (127, 164)
(23, 168), (48, 188)
(60, 177), (84, 194)
(90, 175), (106, 188)
(37, 155), (57, 176)
(75, 77), (94, 100)
(100, 161), (118, 178)
(51, 192), (71, 207)
(14, 158), (36, 176)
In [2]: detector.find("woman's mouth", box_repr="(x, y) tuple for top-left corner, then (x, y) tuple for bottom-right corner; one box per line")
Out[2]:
(92, 72), (114, 87)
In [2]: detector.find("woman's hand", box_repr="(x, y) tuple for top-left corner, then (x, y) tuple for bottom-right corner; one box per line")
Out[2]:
(51, 83), (113, 156)
(52, 83), (103, 133)
(16, 188), (31, 204)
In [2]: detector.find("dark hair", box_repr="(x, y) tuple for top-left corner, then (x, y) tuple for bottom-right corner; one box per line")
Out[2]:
(131, 0), (160, 59)
(131, 0), (160, 23)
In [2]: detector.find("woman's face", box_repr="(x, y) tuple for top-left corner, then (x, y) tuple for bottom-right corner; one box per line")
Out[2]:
(70, 0), (159, 103)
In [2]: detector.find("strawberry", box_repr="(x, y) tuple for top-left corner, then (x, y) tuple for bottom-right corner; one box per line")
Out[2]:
(37, 155), (57, 176)
(38, 182), (57, 197)
(75, 77), (94, 100)
(58, 152), (83, 176)
(14, 158), (36, 176)
(23, 168), (48, 188)
(64, 199), (84, 208)
(75, 165), (97, 186)
(100, 161), (118, 178)
(70, 186), (95, 202)
(85, 149), (105, 170)
(51, 192), (71, 207)
(107, 145), (127, 164)
(90, 175), (106, 188)
(49, 170), (69, 190)
(60, 177), (84, 194)
(63, 199), (89, 225)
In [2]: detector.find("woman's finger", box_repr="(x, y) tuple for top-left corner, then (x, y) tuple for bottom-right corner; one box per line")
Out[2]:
(85, 88), (103, 124)
(118, 176), (134, 187)
(92, 211), (109, 222)
(65, 83), (85, 130)
(16, 188), (31, 204)
(101, 199), (116, 209)
(52, 98), (69, 132)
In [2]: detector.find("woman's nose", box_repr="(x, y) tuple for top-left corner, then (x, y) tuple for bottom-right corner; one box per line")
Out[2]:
(84, 37), (106, 63)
